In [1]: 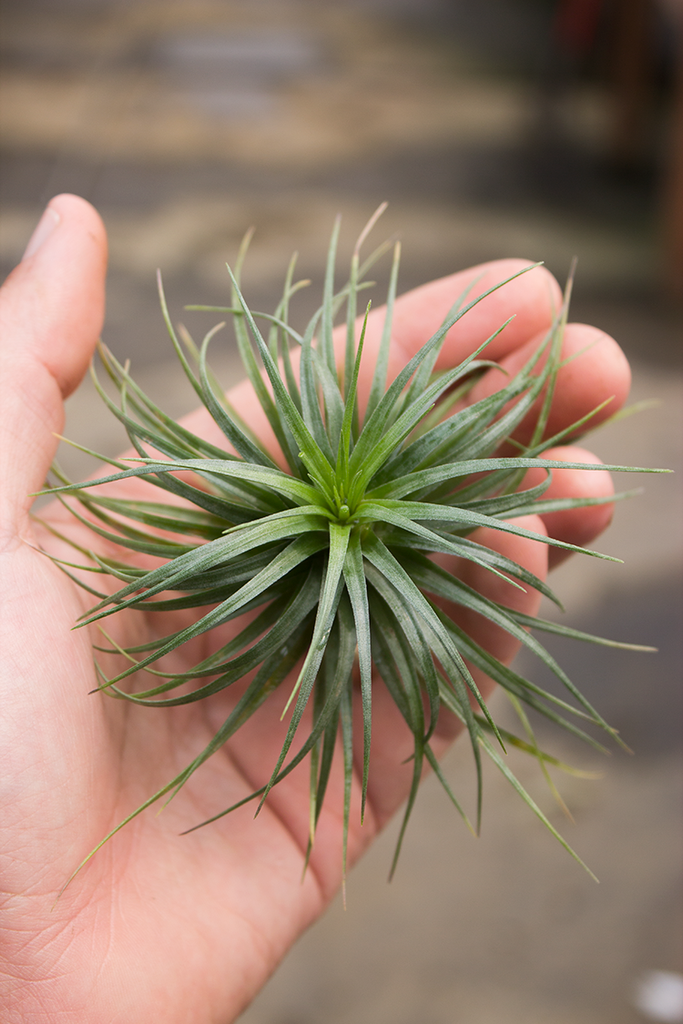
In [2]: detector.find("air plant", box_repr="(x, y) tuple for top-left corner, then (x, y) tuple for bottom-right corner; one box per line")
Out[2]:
(41, 207), (662, 886)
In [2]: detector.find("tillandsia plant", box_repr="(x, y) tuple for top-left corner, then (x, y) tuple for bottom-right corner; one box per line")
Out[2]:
(41, 206), (663, 888)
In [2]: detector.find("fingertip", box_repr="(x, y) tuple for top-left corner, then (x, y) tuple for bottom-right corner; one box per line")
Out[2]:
(556, 324), (631, 431)
(524, 445), (616, 567)
(434, 513), (549, 625)
(367, 258), (563, 375)
(459, 514), (549, 615)
(354, 258), (563, 412)
(49, 193), (108, 244)
(3, 193), (108, 398)
(22, 194), (108, 266)
(466, 322), (632, 443)
(435, 258), (563, 367)
(431, 515), (549, 686)
(0, 195), (109, 526)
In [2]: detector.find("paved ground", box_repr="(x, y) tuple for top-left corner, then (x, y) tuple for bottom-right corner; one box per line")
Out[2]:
(1, 2), (681, 1022)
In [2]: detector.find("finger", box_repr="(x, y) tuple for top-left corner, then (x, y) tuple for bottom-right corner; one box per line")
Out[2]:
(521, 445), (615, 568)
(358, 259), (562, 406)
(466, 322), (631, 443)
(0, 194), (107, 534)
(434, 514), (549, 710)
(205, 259), (563, 455)
(362, 516), (549, 828)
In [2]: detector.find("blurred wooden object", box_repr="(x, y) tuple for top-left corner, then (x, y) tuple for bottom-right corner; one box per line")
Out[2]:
(552, 0), (604, 58)
(552, 0), (683, 298)
(608, 0), (656, 165)
(661, 17), (683, 299)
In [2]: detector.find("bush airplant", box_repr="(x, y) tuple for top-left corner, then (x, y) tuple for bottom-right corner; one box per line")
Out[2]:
(39, 206), (664, 889)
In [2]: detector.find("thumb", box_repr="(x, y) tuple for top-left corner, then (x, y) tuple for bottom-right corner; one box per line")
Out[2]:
(0, 194), (107, 538)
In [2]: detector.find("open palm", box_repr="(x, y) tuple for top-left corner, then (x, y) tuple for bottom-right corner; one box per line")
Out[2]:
(0, 196), (630, 1023)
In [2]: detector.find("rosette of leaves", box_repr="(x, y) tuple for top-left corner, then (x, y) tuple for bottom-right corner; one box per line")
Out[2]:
(43, 209), (660, 885)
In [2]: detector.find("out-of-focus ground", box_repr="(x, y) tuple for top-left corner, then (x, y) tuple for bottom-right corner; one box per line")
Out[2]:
(1, 1), (681, 1022)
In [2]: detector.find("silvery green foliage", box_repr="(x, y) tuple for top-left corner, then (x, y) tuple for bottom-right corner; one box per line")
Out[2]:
(45, 212), (658, 882)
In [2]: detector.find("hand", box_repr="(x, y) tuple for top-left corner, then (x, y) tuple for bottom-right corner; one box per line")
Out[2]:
(0, 195), (631, 1022)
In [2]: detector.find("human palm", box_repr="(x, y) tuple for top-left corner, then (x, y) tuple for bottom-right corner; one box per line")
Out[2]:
(0, 195), (630, 1022)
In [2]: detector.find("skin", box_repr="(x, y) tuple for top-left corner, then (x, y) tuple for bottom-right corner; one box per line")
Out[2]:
(0, 195), (631, 1023)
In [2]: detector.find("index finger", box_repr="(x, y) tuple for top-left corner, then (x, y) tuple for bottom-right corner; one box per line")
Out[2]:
(358, 258), (563, 405)
(212, 259), (563, 456)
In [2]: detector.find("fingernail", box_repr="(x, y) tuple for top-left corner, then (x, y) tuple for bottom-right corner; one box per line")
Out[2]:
(23, 205), (61, 260)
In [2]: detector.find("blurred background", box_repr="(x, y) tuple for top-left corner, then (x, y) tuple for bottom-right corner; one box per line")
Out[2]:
(1, 1), (681, 1022)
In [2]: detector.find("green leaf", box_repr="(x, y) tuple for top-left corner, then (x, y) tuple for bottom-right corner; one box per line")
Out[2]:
(361, 498), (623, 562)
(52, 215), (663, 889)
(257, 523), (351, 809)
(362, 537), (487, 828)
(78, 510), (329, 625)
(227, 267), (338, 498)
(366, 240), (400, 421)
(480, 734), (598, 882)
(342, 529), (373, 819)
(97, 532), (328, 687)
